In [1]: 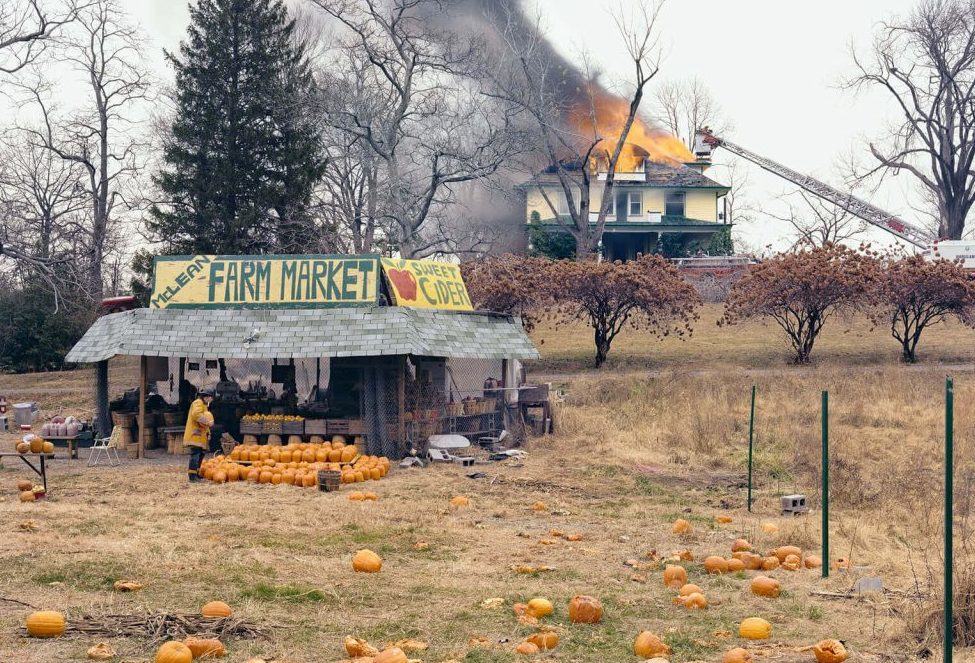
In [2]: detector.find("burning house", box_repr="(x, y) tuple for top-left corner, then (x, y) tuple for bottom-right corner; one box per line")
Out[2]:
(520, 96), (731, 262)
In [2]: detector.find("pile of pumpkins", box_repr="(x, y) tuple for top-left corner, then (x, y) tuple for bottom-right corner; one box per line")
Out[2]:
(15, 435), (54, 455)
(201, 437), (391, 488)
(15, 478), (43, 503)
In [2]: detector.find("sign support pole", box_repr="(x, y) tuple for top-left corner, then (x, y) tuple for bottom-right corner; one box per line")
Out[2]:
(747, 385), (755, 512)
(821, 390), (829, 579)
(945, 376), (954, 663)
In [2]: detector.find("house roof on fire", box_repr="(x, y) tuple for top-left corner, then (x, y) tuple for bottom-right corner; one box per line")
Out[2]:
(518, 161), (730, 190)
(65, 307), (540, 363)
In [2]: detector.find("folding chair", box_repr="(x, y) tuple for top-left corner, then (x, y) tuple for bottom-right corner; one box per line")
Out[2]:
(88, 426), (122, 467)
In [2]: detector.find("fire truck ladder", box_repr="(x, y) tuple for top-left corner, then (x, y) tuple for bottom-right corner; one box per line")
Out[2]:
(696, 129), (934, 249)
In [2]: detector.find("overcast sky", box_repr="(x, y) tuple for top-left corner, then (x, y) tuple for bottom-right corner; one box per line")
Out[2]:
(128, 0), (924, 251)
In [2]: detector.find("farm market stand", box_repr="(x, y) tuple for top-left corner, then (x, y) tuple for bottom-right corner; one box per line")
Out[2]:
(66, 255), (540, 469)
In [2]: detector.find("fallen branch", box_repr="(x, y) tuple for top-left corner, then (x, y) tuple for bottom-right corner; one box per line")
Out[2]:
(0, 596), (38, 609)
(24, 610), (269, 643)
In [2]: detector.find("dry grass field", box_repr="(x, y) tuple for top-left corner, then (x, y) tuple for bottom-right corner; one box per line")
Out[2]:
(1, 306), (974, 662)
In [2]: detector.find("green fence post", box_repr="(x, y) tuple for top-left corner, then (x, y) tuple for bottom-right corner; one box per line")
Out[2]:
(822, 390), (829, 579)
(748, 385), (756, 512)
(945, 376), (954, 663)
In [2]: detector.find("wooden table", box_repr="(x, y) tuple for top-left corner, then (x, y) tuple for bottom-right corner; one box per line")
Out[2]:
(44, 435), (80, 460)
(0, 453), (56, 491)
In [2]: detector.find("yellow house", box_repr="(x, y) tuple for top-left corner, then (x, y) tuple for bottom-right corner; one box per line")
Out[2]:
(521, 160), (731, 261)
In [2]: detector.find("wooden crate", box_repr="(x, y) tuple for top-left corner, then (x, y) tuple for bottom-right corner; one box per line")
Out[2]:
(305, 419), (327, 435)
(282, 420), (304, 435)
(263, 421), (283, 435)
(326, 419), (349, 434)
(239, 421), (262, 435)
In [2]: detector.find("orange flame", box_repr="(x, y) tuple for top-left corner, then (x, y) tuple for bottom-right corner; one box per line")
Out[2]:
(567, 90), (693, 172)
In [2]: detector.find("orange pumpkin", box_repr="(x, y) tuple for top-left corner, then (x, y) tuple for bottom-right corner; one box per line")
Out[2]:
(515, 641), (539, 655)
(17, 479), (32, 491)
(761, 556), (780, 571)
(678, 583), (703, 596)
(352, 549), (382, 573)
(526, 598), (553, 618)
(804, 555), (823, 569)
(633, 630), (671, 658)
(526, 630), (558, 650)
(155, 641), (193, 663)
(373, 647), (407, 663)
(723, 647), (753, 663)
(751, 576), (781, 598)
(201, 601), (233, 618)
(726, 557), (746, 572)
(26, 611), (65, 637)
(662, 564), (687, 588)
(20, 490), (35, 502)
(674, 592), (708, 609)
(345, 636), (379, 658)
(731, 538), (752, 552)
(567, 595), (603, 623)
(783, 554), (802, 571)
(16, 441), (30, 454)
(672, 518), (692, 534)
(183, 637), (226, 658)
(29, 437), (44, 453)
(813, 639), (849, 663)
(704, 556), (729, 574)
(774, 545), (802, 562)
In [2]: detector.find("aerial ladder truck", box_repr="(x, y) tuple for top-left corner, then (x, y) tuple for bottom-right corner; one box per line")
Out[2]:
(693, 128), (975, 269)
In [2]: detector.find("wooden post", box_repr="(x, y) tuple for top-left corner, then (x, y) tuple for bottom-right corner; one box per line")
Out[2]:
(138, 355), (147, 459)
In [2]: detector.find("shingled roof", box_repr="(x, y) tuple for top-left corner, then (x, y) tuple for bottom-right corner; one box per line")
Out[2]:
(65, 307), (539, 363)
(520, 161), (729, 189)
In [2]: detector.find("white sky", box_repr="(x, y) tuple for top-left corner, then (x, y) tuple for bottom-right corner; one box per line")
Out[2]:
(124, 0), (925, 251)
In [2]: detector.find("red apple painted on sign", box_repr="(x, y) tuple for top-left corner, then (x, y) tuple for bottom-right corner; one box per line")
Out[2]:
(388, 268), (418, 301)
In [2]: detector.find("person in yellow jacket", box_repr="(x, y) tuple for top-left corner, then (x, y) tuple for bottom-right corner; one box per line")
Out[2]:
(184, 387), (215, 482)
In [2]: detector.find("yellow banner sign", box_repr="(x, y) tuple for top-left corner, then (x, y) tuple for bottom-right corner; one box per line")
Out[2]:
(151, 255), (380, 309)
(381, 258), (473, 311)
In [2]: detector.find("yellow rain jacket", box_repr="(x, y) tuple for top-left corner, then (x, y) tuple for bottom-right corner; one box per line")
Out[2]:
(183, 398), (213, 449)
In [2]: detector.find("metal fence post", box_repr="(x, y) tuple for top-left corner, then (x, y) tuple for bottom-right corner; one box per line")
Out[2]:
(748, 385), (756, 512)
(945, 376), (954, 663)
(822, 390), (829, 579)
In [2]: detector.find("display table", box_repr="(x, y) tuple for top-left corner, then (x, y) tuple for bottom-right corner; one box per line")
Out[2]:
(0, 453), (56, 491)
(44, 435), (80, 460)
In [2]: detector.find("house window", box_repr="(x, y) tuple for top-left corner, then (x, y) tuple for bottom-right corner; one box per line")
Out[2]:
(628, 191), (642, 217)
(665, 191), (685, 217)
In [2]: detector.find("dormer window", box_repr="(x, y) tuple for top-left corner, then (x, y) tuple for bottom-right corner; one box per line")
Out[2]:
(665, 191), (685, 217)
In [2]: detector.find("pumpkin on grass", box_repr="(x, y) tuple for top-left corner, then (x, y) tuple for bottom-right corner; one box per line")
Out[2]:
(726, 557), (746, 572)
(449, 495), (470, 508)
(201, 601), (233, 618)
(345, 636), (379, 658)
(515, 641), (539, 655)
(731, 538), (752, 552)
(17, 479), (32, 491)
(723, 647), (753, 663)
(155, 641), (193, 663)
(352, 549), (383, 573)
(739, 617), (772, 640)
(633, 631), (671, 658)
(804, 555), (823, 569)
(184, 637), (226, 658)
(662, 564), (687, 588)
(672, 518), (692, 534)
(567, 595), (603, 623)
(704, 556), (729, 574)
(678, 583), (703, 596)
(526, 598), (553, 618)
(20, 490), (35, 503)
(373, 647), (408, 663)
(813, 639), (849, 663)
(26, 610), (65, 637)
(674, 592), (708, 609)
(774, 545), (802, 562)
(751, 576), (781, 598)
(87, 642), (116, 660)
(526, 629), (558, 650)
(782, 554), (802, 571)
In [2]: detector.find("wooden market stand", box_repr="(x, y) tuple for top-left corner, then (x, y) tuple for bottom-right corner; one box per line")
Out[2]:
(66, 255), (540, 460)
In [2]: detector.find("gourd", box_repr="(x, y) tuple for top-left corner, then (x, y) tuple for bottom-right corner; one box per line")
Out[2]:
(30, 437), (44, 453)
(633, 631), (671, 658)
(751, 576), (781, 598)
(345, 636), (379, 658)
(704, 556), (729, 574)
(26, 610), (65, 637)
(662, 565), (687, 588)
(515, 642), (539, 655)
(183, 637), (226, 658)
(42, 441), (54, 454)
(774, 545), (802, 562)
(567, 595), (603, 623)
(739, 617), (772, 640)
(722, 647), (753, 663)
(17, 479), (32, 491)
(674, 592), (708, 609)
(813, 639), (849, 663)
(352, 549), (383, 573)
(804, 555), (823, 569)
(782, 554), (802, 571)
(672, 518), (692, 534)
(731, 538), (752, 552)
(20, 490), (35, 502)
(87, 642), (115, 660)
(373, 647), (408, 663)
(726, 557), (746, 572)
(16, 441), (29, 453)
(155, 641), (193, 663)
(526, 630), (558, 650)
(201, 601), (233, 618)
(678, 583), (703, 596)
(527, 598), (553, 618)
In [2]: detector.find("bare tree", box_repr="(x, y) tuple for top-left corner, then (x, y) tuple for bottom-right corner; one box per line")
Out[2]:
(0, 0), (86, 75)
(849, 0), (975, 240)
(311, 0), (515, 258)
(654, 76), (730, 149)
(766, 190), (868, 249)
(21, 0), (150, 302)
(488, 0), (665, 259)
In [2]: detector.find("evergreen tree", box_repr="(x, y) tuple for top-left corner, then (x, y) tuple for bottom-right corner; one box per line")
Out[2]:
(148, 0), (325, 255)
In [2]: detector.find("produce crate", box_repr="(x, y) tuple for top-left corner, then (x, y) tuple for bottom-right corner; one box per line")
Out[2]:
(282, 420), (304, 435)
(318, 470), (341, 492)
(327, 419), (349, 434)
(305, 419), (327, 435)
(347, 419), (365, 435)
(239, 421), (262, 435)
(263, 421), (283, 435)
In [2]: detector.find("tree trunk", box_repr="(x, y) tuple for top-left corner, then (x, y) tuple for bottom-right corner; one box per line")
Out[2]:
(593, 326), (610, 368)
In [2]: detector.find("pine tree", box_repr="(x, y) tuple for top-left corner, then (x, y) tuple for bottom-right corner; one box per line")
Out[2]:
(148, 0), (325, 255)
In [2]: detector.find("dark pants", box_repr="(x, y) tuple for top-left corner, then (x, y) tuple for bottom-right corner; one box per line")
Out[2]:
(188, 445), (205, 481)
